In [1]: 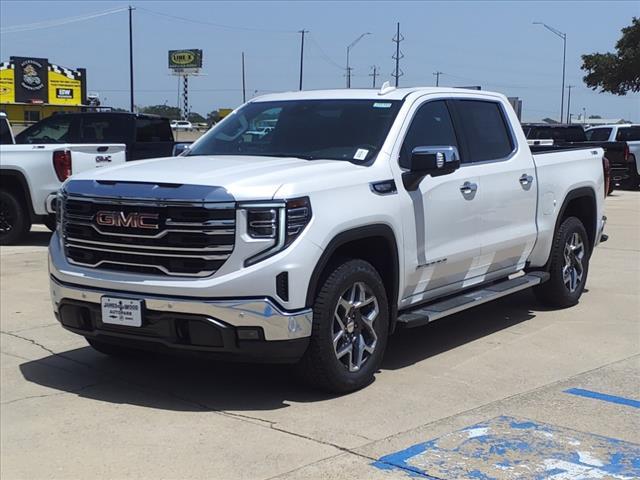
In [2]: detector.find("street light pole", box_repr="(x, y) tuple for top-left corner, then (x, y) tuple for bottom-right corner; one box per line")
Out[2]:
(128, 5), (135, 112)
(566, 85), (574, 124)
(533, 22), (567, 123)
(346, 32), (371, 88)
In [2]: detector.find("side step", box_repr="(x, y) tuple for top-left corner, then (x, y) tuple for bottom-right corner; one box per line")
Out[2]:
(397, 272), (550, 328)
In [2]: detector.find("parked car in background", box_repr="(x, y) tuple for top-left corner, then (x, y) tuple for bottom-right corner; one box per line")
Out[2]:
(170, 120), (193, 131)
(49, 88), (606, 392)
(15, 112), (177, 161)
(586, 125), (640, 189)
(1, 141), (126, 244)
(522, 123), (631, 193)
(0, 112), (15, 145)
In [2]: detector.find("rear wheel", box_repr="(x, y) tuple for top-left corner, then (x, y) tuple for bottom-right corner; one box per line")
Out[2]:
(535, 216), (590, 308)
(0, 190), (30, 245)
(296, 259), (389, 393)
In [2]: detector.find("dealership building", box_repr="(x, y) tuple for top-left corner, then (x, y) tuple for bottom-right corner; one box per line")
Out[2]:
(0, 56), (88, 123)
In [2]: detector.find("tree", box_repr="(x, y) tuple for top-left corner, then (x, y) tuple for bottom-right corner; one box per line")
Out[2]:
(187, 112), (206, 123)
(588, 115), (602, 119)
(581, 17), (640, 95)
(139, 104), (181, 119)
(542, 117), (559, 124)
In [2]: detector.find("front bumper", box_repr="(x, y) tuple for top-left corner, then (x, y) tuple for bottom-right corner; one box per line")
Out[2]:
(50, 276), (312, 362)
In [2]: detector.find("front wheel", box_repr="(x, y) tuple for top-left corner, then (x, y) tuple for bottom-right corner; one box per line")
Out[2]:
(535, 216), (590, 308)
(296, 259), (389, 393)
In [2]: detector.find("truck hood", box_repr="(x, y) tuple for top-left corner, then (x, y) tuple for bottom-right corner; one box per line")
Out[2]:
(69, 155), (361, 201)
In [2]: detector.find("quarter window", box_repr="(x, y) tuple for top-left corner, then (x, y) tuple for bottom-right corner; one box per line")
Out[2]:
(400, 100), (458, 168)
(615, 126), (640, 142)
(452, 100), (514, 163)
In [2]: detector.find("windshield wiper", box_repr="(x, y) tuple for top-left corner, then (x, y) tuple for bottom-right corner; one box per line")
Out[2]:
(263, 153), (316, 160)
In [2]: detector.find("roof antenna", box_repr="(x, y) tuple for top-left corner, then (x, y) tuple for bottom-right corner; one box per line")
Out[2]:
(378, 81), (395, 95)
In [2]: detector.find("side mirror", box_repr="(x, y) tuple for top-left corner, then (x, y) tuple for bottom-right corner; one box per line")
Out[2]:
(172, 143), (191, 157)
(402, 145), (460, 191)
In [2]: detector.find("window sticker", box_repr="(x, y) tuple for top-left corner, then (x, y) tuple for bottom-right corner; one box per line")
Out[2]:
(354, 148), (369, 160)
(373, 102), (393, 108)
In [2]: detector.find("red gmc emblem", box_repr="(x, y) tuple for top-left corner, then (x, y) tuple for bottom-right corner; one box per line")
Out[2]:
(95, 211), (160, 230)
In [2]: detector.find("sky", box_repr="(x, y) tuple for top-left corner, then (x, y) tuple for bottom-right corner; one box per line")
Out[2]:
(1, 0), (639, 122)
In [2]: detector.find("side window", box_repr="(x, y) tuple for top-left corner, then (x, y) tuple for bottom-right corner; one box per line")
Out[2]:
(80, 115), (129, 143)
(136, 118), (173, 142)
(400, 100), (458, 168)
(16, 115), (73, 144)
(452, 100), (514, 163)
(616, 127), (640, 141)
(585, 128), (612, 141)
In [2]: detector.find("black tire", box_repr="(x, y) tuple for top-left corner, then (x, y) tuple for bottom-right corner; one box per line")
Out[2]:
(43, 214), (57, 232)
(86, 338), (138, 357)
(0, 190), (31, 245)
(624, 168), (640, 191)
(535, 216), (590, 308)
(296, 259), (389, 393)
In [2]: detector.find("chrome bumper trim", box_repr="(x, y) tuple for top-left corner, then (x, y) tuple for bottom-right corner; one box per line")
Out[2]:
(49, 276), (312, 341)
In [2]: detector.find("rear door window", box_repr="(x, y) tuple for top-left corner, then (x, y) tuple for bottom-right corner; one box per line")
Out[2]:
(136, 117), (173, 142)
(400, 100), (459, 168)
(615, 126), (640, 141)
(585, 128), (612, 141)
(78, 115), (129, 143)
(451, 100), (514, 163)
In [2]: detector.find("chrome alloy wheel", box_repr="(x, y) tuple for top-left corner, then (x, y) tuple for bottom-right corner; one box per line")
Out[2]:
(563, 232), (585, 293)
(332, 282), (379, 372)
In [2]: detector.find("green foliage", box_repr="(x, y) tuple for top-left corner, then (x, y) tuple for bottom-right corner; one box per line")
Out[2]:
(139, 104), (182, 120)
(187, 112), (206, 123)
(206, 110), (221, 125)
(581, 17), (640, 95)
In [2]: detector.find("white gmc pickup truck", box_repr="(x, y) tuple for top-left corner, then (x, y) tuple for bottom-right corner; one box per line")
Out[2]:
(49, 87), (607, 392)
(0, 113), (126, 244)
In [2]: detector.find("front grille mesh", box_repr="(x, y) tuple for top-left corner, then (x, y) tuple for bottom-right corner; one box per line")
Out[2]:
(62, 197), (236, 277)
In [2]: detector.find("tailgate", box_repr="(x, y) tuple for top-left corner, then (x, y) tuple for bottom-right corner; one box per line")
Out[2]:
(64, 144), (127, 175)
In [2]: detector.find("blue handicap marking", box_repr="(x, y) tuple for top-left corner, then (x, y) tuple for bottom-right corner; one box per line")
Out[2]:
(564, 388), (640, 409)
(372, 416), (640, 479)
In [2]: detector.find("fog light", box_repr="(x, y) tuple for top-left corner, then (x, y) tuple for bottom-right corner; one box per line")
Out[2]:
(237, 328), (262, 341)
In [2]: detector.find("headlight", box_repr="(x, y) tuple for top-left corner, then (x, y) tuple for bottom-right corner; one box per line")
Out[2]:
(242, 197), (312, 266)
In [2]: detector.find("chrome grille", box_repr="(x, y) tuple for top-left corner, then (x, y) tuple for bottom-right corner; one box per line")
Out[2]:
(62, 196), (235, 277)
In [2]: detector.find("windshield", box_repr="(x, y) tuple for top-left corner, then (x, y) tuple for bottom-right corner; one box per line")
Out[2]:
(187, 99), (402, 162)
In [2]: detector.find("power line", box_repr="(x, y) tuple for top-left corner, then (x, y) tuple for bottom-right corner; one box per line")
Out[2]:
(0, 7), (128, 34)
(307, 36), (344, 70)
(136, 7), (296, 34)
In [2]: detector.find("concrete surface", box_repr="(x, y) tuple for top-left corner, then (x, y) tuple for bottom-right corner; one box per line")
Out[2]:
(1, 191), (638, 479)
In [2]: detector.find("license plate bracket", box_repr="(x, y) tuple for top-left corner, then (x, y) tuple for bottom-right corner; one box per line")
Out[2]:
(101, 296), (143, 328)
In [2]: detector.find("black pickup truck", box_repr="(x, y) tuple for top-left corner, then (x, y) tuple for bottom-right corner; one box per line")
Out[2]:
(15, 112), (180, 161)
(522, 123), (632, 189)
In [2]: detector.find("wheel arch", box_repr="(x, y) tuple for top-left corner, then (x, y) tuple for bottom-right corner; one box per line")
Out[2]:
(305, 224), (400, 332)
(0, 169), (36, 218)
(553, 186), (597, 260)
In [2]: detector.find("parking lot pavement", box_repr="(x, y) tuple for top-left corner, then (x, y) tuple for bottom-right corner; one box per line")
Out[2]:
(1, 192), (639, 479)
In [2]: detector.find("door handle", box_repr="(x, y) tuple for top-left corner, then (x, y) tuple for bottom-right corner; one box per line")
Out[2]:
(519, 174), (534, 186)
(460, 181), (478, 195)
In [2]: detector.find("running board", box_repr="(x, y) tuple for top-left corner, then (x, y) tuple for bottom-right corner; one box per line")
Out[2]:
(397, 272), (550, 328)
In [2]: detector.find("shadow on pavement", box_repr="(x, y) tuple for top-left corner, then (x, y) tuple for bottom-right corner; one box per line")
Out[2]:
(18, 289), (541, 411)
(18, 229), (52, 247)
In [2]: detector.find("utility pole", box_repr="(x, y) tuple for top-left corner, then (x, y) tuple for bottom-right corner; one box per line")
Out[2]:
(369, 65), (379, 88)
(298, 29), (308, 90)
(433, 71), (443, 87)
(241, 52), (246, 103)
(566, 85), (574, 123)
(391, 22), (404, 87)
(533, 22), (567, 123)
(128, 5), (135, 112)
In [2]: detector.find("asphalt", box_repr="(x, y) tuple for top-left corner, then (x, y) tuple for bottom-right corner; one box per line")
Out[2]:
(1, 190), (638, 479)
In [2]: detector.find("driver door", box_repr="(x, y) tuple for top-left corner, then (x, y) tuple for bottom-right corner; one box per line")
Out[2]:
(400, 99), (482, 305)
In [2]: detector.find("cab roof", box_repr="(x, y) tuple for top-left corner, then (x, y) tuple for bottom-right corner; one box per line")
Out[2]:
(252, 86), (502, 102)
